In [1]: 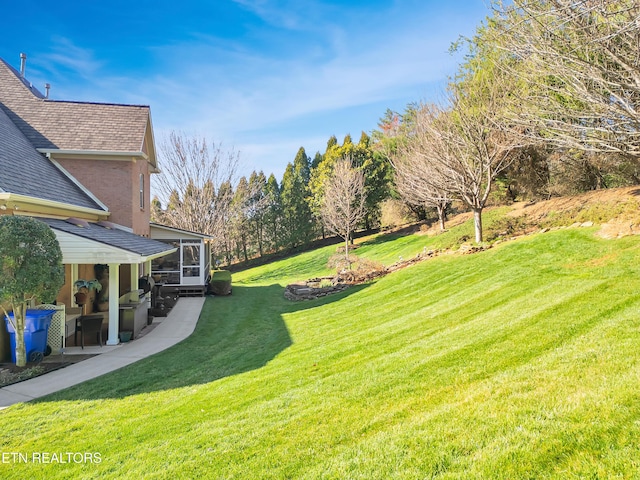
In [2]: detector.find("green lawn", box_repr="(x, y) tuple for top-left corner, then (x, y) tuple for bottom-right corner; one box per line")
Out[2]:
(1, 225), (640, 478)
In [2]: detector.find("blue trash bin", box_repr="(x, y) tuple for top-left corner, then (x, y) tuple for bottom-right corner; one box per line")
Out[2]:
(4, 310), (55, 363)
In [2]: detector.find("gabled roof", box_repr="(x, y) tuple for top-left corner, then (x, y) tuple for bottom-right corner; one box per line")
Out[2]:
(0, 58), (154, 160)
(0, 107), (105, 211)
(38, 217), (176, 263)
(150, 222), (213, 239)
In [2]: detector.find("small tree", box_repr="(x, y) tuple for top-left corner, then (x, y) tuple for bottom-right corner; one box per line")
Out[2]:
(321, 157), (367, 264)
(0, 216), (64, 366)
(392, 147), (452, 231)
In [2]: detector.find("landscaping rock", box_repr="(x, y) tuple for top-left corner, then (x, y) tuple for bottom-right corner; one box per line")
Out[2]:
(284, 279), (350, 301)
(459, 244), (490, 255)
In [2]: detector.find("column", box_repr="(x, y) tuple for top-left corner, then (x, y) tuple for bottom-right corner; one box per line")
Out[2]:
(106, 263), (120, 345)
(130, 263), (139, 302)
(71, 264), (78, 304)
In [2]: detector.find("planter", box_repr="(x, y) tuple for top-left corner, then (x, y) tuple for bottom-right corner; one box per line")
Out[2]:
(74, 291), (88, 306)
(119, 331), (133, 343)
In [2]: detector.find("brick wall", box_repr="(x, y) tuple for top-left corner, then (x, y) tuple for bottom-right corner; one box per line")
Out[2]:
(131, 159), (151, 236)
(57, 157), (151, 235)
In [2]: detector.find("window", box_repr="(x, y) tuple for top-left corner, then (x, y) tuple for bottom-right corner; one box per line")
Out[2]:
(151, 240), (180, 284)
(151, 239), (202, 285)
(139, 174), (145, 209)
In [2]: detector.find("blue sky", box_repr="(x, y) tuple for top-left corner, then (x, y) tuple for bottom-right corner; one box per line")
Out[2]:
(1, 0), (490, 180)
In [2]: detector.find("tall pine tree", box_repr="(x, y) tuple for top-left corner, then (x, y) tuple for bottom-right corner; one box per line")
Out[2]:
(280, 147), (314, 249)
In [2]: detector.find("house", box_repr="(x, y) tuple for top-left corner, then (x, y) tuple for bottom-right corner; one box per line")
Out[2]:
(0, 54), (185, 358)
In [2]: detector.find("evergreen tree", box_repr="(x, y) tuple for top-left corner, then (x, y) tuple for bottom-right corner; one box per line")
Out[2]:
(281, 147), (314, 248)
(311, 151), (323, 170)
(293, 147), (311, 185)
(310, 133), (391, 233)
(232, 176), (251, 262)
(264, 173), (282, 253)
(216, 180), (234, 265)
(326, 135), (338, 150)
(150, 196), (164, 223)
(248, 171), (267, 257)
(354, 132), (391, 229)
(280, 163), (298, 248)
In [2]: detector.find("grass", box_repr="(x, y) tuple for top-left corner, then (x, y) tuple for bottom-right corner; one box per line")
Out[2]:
(234, 207), (512, 287)
(540, 199), (640, 228)
(2, 218), (640, 478)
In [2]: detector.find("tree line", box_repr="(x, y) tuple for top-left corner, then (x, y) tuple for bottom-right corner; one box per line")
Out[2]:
(152, 132), (391, 266)
(154, 0), (640, 260)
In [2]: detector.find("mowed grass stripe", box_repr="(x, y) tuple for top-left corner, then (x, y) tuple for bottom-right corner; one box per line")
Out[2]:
(1, 228), (640, 478)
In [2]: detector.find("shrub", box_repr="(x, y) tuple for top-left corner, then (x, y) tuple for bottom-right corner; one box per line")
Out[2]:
(208, 270), (232, 295)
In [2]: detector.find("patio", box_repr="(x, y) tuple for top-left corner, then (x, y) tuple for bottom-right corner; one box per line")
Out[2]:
(0, 296), (205, 408)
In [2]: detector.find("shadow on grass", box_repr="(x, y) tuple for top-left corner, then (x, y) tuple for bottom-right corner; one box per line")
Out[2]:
(37, 282), (370, 401)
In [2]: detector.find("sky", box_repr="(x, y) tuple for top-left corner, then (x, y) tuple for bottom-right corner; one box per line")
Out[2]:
(0, 0), (491, 181)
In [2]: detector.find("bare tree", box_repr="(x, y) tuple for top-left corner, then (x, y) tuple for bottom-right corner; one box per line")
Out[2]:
(322, 157), (367, 263)
(494, 0), (640, 156)
(153, 131), (240, 253)
(395, 76), (522, 243)
(392, 141), (452, 231)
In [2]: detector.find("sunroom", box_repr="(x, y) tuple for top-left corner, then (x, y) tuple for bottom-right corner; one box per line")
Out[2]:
(149, 223), (212, 296)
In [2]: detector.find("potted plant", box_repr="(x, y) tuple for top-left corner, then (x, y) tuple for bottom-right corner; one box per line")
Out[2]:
(74, 279), (102, 306)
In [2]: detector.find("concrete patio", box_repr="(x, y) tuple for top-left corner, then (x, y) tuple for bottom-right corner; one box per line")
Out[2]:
(0, 297), (205, 409)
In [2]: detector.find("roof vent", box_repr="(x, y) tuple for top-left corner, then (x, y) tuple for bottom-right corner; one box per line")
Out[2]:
(65, 217), (90, 228)
(19, 53), (26, 77)
(45, 83), (50, 99)
(97, 221), (117, 229)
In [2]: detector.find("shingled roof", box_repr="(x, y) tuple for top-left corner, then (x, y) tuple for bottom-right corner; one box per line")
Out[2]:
(39, 217), (176, 258)
(0, 57), (151, 152)
(0, 106), (105, 211)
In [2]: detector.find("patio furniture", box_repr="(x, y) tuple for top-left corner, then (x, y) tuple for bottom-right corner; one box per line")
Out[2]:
(76, 315), (104, 349)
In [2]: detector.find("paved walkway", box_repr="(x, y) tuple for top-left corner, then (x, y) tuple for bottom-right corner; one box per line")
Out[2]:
(0, 297), (205, 409)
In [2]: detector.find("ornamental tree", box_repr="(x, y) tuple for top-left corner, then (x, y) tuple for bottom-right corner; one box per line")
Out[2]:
(0, 216), (64, 366)
(321, 157), (367, 264)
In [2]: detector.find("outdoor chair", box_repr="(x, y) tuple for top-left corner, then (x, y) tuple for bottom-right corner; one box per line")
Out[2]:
(76, 315), (104, 349)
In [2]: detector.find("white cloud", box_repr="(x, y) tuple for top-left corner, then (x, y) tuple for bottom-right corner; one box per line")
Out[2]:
(141, 12), (461, 137)
(231, 0), (331, 31)
(25, 1), (489, 179)
(37, 37), (103, 80)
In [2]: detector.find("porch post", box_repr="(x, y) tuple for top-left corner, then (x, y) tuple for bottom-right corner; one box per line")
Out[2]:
(130, 263), (139, 302)
(106, 263), (120, 345)
(144, 260), (152, 305)
(71, 264), (78, 303)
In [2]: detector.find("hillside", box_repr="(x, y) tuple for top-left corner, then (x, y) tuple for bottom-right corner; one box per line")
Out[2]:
(418, 185), (640, 240)
(1, 187), (640, 478)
